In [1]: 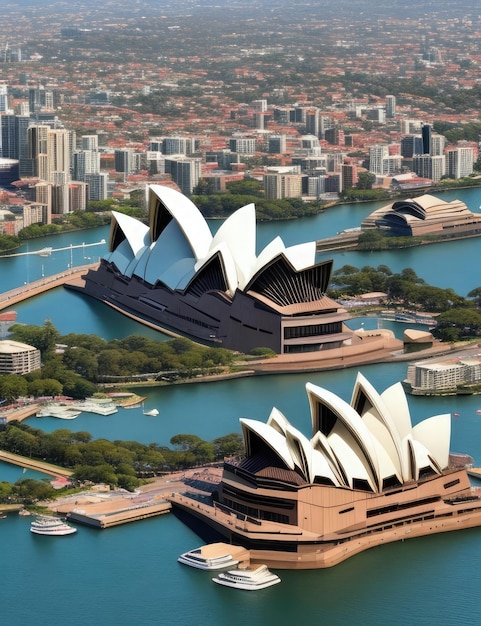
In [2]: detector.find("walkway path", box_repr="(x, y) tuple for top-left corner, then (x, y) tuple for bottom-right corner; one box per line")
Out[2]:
(0, 449), (73, 478)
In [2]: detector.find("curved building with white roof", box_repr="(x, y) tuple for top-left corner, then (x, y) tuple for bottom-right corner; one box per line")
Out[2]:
(171, 374), (481, 569)
(72, 185), (352, 353)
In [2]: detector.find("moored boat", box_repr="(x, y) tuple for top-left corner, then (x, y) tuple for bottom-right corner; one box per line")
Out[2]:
(212, 564), (281, 590)
(178, 543), (242, 570)
(143, 408), (159, 416)
(30, 515), (77, 536)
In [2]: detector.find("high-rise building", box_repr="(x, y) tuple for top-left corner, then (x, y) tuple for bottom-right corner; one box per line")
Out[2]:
(341, 163), (358, 192)
(72, 150), (100, 181)
(268, 135), (287, 154)
(386, 95), (396, 118)
(264, 169), (303, 199)
(421, 124), (432, 155)
(228, 137), (257, 155)
(446, 147), (475, 179)
(85, 172), (108, 201)
(305, 109), (319, 137)
(69, 182), (88, 211)
(324, 128), (345, 146)
(46, 129), (71, 183)
(0, 83), (10, 113)
(369, 144), (389, 174)
(81, 134), (99, 151)
(430, 134), (446, 157)
(401, 135), (424, 158)
(162, 136), (194, 156)
(412, 154), (445, 181)
(251, 99), (268, 112)
(114, 149), (133, 174)
(149, 138), (163, 152)
(165, 157), (201, 196)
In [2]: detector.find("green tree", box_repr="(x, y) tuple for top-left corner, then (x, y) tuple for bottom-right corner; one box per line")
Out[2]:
(0, 375), (28, 402)
(357, 171), (376, 190)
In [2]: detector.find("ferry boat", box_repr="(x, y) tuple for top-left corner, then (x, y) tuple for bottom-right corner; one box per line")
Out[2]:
(178, 544), (240, 571)
(212, 564), (281, 590)
(30, 515), (77, 536)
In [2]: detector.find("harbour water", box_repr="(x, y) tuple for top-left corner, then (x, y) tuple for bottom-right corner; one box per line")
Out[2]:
(2, 189), (481, 625)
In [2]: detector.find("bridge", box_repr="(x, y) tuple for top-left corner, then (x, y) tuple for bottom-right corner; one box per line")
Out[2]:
(0, 263), (98, 312)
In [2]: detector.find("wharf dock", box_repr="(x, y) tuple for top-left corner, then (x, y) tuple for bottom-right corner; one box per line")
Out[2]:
(67, 498), (171, 528)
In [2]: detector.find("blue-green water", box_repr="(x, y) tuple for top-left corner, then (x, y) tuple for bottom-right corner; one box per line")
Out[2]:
(2, 190), (481, 625)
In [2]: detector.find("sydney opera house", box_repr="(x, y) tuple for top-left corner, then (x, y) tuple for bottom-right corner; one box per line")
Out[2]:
(171, 374), (481, 569)
(70, 185), (354, 354)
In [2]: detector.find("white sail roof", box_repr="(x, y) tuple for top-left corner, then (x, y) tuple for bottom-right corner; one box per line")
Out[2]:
(236, 376), (453, 493)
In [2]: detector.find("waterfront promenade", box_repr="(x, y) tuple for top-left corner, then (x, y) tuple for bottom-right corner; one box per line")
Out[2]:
(0, 449), (73, 478)
(0, 263), (98, 312)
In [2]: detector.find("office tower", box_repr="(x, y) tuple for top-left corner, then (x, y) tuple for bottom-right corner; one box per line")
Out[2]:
(162, 136), (193, 156)
(81, 134), (99, 151)
(446, 147), (474, 179)
(412, 154), (445, 181)
(319, 116), (334, 139)
(422, 124), (432, 154)
(268, 135), (287, 154)
(401, 135), (424, 158)
(386, 95), (396, 118)
(85, 172), (108, 201)
(114, 149), (133, 174)
(165, 157), (201, 196)
(72, 150), (100, 181)
(228, 137), (257, 155)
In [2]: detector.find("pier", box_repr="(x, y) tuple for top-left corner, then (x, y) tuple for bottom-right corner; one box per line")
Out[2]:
(0, 240), (106, 259)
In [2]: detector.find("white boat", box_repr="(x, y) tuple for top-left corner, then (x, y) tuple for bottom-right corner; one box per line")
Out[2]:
(143, 408), (159, 416)
(36, 405), (82, 419)
(178, 545), (240, 571)
(212, 564), (281, 590)
(30, 515), (77, 536)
